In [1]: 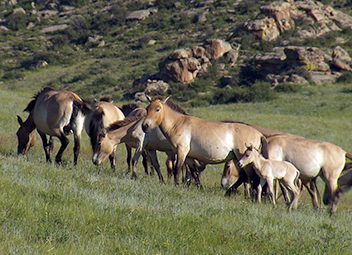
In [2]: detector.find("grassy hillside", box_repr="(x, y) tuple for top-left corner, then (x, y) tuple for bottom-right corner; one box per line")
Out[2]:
(1, 83), (352, 254)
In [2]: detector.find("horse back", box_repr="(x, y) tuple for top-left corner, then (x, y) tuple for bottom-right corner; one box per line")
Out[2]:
(33, 90), (78, 136)
(98, 101), (125, 127)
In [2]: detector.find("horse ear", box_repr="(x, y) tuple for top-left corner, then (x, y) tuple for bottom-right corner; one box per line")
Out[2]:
(17, 115), (24, 126)
(145, 95), (152, 102)
(163, 96), (171, 104)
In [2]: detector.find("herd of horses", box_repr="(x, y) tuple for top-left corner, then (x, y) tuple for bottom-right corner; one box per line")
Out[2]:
(16, 87), (352, 214)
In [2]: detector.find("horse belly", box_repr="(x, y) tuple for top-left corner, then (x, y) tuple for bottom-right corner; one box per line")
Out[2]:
(286, 153), (322, 178)
(188, 143), (231, 164)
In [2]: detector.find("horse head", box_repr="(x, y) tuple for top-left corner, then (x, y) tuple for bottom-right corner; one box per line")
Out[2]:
(142, 96), (170, 133)
(16, 115), (36, 155)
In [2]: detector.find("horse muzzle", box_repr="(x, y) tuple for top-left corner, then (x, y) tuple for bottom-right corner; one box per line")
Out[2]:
(92, 153), (101, 166)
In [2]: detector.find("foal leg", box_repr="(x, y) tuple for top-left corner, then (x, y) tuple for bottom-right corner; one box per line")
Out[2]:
(73, 133), (81, 165)
(55, 133), (69, 165)
(38, 130), (51, 163)
(146, 150), (165, 183)
(266, 178), (276, 206)
(125, 144), (132, 173)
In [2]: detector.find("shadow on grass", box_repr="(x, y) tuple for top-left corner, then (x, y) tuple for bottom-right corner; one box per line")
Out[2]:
(341, 88), (352, 94)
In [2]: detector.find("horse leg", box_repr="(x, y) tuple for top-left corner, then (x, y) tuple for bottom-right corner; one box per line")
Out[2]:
(109, 147), (116, 171)
(304, 179), (320, 209)
(48, 136), (54, 154)
(166, 159), (174, 179)
(38, 130), (51, 163)
(73, 133), (80, 165)
(147, 150), (165, 183)
(131, 146), (142, 179)
(190, 165), (202, 189)
(125, 144), (132, 173)
(325, 177), (339, 213)
(141, 150), (149, 175)
(174, 147), (188, 186)
(257, 178), (267, 204)
(279, 182), (291, 205)
(55, 133), (69, 165)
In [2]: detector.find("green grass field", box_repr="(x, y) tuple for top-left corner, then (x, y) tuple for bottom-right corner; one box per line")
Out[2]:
(1, 83), (352, 254)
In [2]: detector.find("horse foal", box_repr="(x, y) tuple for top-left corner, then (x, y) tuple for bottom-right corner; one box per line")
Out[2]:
(238, 146), (300, 211)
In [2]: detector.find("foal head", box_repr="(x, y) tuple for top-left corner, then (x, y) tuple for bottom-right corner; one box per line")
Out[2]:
(16, 115), (36, 155)
(142, 97), (170, 133)
(92, 131), (114, 166)
(238, 145), (259, 168)
(221, 160), (240, 189)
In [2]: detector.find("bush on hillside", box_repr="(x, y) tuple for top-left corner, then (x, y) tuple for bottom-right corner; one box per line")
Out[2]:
(337, 72), (352, 83)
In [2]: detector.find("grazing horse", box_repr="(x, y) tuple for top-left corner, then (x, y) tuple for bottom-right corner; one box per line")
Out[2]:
(330, 163), (352, 214)
(267, 134), (352, 210)
(84, 99), (125, 170)
(16, 87), (85, 165)
(141, 97), (268, 186)
(238, 145), (301, 211)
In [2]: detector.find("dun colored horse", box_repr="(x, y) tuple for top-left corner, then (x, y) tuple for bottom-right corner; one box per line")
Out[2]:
(267, 134), (352, 210)
(141, 97), (268, 185)
(84, 98), (125, 169)
(16, 87), (85, 165)
(238, 145), (301, 211)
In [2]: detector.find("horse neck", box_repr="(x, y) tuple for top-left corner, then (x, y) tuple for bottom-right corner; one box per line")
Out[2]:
(159, 104), (184, 137)
(251, 152), (267, 172)
(108, 119), (141, 145)
(24, 113), (36, 133)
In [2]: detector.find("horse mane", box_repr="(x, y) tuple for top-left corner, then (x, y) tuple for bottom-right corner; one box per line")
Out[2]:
(152, 96), (188, 115)
(88, 108), (105, 147)
(107, 115), (143, 132)
(99, 97), (113, 102)
(222, 120), (249, 125)
(120, 103), (139, 116)
(24, 87), (55, 112)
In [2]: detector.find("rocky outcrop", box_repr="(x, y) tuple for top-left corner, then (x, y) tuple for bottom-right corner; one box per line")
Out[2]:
(159, 39), (238, 84)
(242, 0), (352, 41)
(126, 8), (158, 21)
(40, 24), (69, 33)
(247, 45), (350, 85)
(331, 46), (352, 71)
(0, 25), (9, 32)
(243, 17), (281, 42)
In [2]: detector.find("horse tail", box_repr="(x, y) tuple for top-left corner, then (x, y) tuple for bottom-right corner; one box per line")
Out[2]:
(294, 170), (301, 190)
(63, 93), (86, 135)
(260, 136), (269, 159)
(345, 152), (352, 160)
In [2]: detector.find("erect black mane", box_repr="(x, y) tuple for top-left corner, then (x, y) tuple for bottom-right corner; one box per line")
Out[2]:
(152, 96), (188, 115)
(24, 87), (55, 112)
(88, 108), (105, 148)
(120, 103), (140, 116)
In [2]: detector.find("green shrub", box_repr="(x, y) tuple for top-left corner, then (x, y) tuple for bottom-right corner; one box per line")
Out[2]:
(274, 84), (303, 93)
(212, 82), (276, 104)
(1, 69), (24, 81)
(337, 72), (352, 84)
